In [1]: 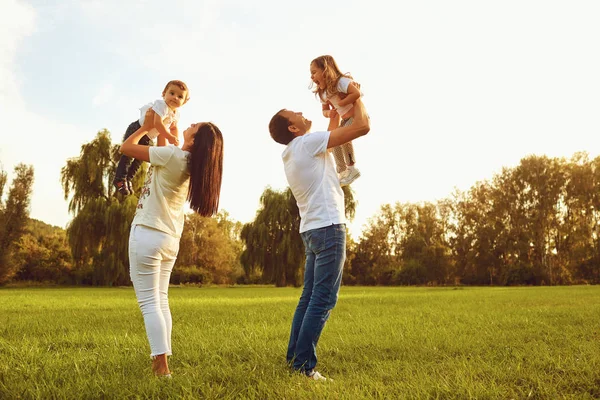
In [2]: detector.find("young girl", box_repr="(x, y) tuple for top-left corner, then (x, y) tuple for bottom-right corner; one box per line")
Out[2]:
(113, 80), (190, 195)
(310, 55), (363, 186)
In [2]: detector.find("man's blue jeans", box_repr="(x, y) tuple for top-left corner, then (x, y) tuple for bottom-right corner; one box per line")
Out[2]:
(286, 223), (346, 374)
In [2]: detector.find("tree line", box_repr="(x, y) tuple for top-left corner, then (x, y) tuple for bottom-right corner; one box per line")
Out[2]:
(1, 130), (599, 286)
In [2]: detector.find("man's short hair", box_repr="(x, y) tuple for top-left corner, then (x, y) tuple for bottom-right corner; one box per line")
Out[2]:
(269, 110), (296, 145)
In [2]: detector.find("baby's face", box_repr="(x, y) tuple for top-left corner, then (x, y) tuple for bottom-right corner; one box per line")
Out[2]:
(163, 85), (187, 109)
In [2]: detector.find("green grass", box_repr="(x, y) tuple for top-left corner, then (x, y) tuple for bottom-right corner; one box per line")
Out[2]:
(1, 286), (600, 399)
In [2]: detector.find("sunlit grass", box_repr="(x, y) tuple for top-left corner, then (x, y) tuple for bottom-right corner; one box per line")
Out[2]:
(1, 286), (599, 399)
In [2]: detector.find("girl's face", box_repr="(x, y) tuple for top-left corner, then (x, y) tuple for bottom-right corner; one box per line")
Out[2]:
(310, 62), (326, 90)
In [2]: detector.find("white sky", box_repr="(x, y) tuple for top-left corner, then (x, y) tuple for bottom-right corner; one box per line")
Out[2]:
(1, 0), (599, 239)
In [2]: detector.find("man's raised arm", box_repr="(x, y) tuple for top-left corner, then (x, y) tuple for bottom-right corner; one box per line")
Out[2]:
(327, 98), (370, 149)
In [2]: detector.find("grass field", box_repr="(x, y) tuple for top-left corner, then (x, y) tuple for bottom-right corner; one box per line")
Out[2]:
(1, 285), (600, 399)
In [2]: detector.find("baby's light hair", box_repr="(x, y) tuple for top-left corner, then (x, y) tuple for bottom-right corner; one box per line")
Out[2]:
(310, 55), (353, 99)
(163, 80), (190, 103)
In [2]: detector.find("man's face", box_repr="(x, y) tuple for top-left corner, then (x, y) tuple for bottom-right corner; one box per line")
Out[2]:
(281, 110), (312, 135)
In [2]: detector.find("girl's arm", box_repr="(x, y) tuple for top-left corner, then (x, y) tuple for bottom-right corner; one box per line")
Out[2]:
(322, 101), (339, 118)
(337, 82), (361, 107)
(120, 109), (155, 162)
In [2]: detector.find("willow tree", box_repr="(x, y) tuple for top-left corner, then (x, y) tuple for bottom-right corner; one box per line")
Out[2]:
(61, 129), (140, 285)
(240, 187), (301, 286)
(240, 185), (357, 287)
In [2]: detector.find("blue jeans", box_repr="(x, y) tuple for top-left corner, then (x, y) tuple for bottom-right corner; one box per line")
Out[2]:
(286, 223), (346, 374)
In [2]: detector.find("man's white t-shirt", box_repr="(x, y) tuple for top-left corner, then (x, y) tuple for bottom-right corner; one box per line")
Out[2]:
(139, 99), (180, 140)
(282, 131), (346, 233)
(132, 145), (190, 238)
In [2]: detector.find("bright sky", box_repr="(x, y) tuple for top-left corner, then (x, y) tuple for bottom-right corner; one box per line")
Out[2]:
(1, 0), (599, 239)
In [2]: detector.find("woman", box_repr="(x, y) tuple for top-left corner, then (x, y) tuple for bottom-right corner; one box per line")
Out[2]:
(120, 109), (224, 377)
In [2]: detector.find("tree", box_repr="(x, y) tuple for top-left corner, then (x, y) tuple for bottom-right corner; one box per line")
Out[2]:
(559, 153), (600, 283)
(61, 130), (140, 285)
(176, 211), (243, 284)
(450, 180), (505, 285)
(510, 155), (565, 284)
(350, 204), (397, 285)
(240, 187), (303, 286)
(240, 185), (357, 287)
(0, 165), (6, 201)
(0, 164), (35, 284)
(351, 201), (452, 285)
(342, 185), (357, 222)
(398, 202), (452, 285)
(13, 220), (72, 283)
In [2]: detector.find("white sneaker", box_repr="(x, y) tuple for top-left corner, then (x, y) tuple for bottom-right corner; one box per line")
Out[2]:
(339, 166), (361, 186)
(308, 371), (330, 381)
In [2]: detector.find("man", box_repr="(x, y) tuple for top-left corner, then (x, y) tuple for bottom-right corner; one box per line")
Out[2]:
(268, 98), (370, 381)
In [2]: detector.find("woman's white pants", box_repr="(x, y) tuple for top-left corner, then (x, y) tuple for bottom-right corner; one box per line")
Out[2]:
(129, 224), (179, 357)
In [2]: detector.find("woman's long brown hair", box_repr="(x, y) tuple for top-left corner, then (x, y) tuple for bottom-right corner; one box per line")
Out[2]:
(187, 122), (224, 216)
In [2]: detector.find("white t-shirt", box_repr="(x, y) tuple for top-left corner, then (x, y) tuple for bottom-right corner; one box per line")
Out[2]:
(132, 145), (190, 238)
(139, 99), (180, 140)
(320, 77), (354, 118)
(282, 131), (346, 233)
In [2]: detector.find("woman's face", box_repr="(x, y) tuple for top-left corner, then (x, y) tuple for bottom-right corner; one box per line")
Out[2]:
(183, 122), (205, 143)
